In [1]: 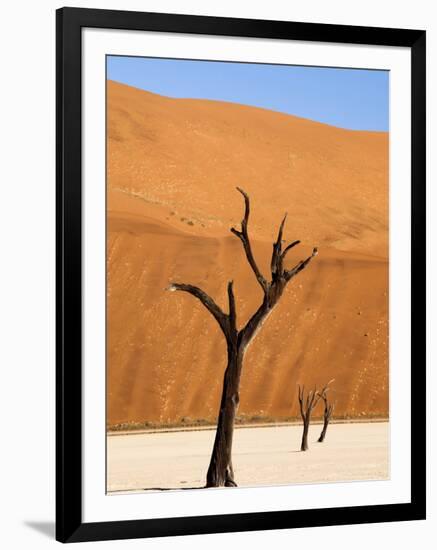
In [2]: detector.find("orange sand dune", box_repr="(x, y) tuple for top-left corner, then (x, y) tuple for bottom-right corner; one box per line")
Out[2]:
(107, 81), (388, 426)
(108, 80), (388, 257)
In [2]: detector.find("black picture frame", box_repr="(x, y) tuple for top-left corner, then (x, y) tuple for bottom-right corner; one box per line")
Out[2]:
(56, 6), (426, 543)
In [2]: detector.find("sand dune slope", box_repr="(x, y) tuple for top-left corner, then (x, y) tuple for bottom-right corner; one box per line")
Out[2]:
(108, 80), (388, 257)
(107, 81), (389, 426)
(107, 191), (388, 425)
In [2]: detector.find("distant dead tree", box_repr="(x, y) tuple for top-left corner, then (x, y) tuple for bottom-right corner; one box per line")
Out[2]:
(297, 385), (322, 451)
(168, 187), (317, 487)
(317, 381), (335, 443)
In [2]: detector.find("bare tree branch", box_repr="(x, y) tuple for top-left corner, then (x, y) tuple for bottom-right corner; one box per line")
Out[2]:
(227, 280), (237, 333)
(284, 247), (318, 282)
(281, 240), (301, 260)
(271, 213), (287, 276)
(231, 187), (269, 293)
(311, 387), (322, 410)
(298, 384), (304, 410)
(238, 296), (271, 349)
(168, 283), (229, 335)
(316, 379), (335, 402)
(305, 390), (311, 410)
(317, 381), (335, 443)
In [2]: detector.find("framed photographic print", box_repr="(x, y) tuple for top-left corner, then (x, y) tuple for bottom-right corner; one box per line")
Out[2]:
(56, 7), (426, 543)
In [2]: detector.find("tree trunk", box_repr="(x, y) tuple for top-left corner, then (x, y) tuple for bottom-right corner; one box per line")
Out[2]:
(301, 420), (309, 451)
(318, 417), (329, 442)
(206, 343), (244, 487)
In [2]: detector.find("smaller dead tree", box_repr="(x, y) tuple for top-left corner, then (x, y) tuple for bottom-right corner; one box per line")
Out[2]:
(317, 383), (335, 443)
(297, 385), (321, 451)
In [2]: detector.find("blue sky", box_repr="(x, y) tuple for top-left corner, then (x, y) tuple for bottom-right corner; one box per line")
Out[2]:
(107, 56), (389, 132)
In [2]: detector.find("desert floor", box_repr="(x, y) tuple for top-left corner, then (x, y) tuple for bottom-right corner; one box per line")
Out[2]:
(107, 421), (389, 493)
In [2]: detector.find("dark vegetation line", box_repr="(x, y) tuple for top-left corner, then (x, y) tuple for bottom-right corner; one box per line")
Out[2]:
(107, 415), (389, 435)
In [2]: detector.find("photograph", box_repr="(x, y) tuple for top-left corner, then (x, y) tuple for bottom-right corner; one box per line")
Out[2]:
(0, 0), (430, 547)
(105, 56), (390, 494)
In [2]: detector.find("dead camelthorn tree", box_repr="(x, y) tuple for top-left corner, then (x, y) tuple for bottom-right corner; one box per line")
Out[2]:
(297, 385), (322, 451)
(317, 381), (335, 443)
(168, 187), (317, 487)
